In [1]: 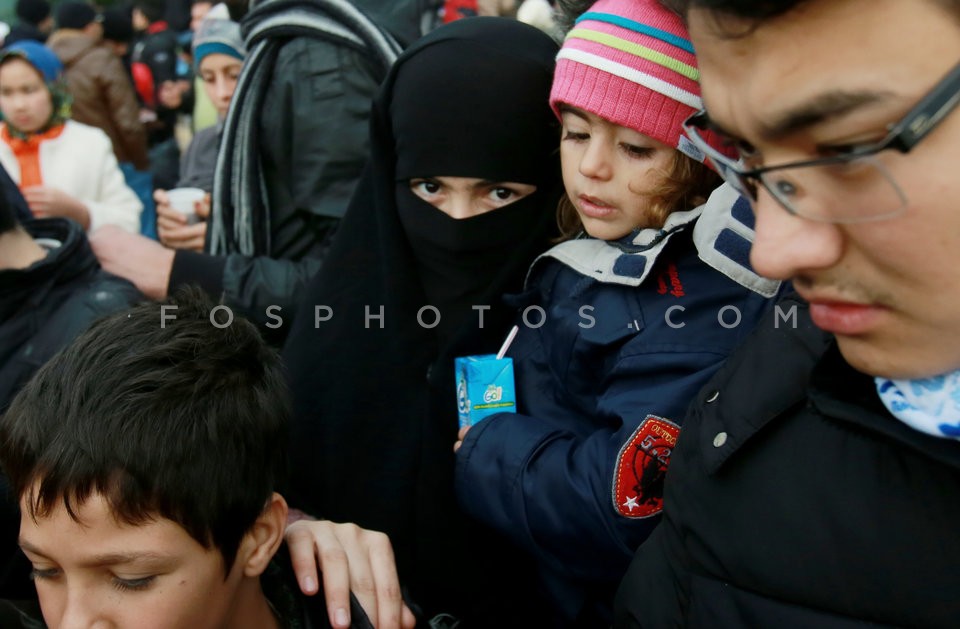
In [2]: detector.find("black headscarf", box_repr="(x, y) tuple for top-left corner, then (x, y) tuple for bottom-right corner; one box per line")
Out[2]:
(281, 17), (562, 624)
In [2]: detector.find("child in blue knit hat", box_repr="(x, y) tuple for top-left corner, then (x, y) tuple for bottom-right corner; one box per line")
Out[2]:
(0, 41), (143, 232)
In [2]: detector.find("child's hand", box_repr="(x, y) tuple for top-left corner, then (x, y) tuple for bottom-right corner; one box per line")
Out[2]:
(155, 189), (208, 252)
(285, 518), (416, 629)
(22, 186), (90, 229)
(453, 425), (471, 452)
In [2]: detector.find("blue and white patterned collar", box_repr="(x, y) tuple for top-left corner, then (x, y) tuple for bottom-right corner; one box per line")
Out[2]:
(529, 183), (780, 297)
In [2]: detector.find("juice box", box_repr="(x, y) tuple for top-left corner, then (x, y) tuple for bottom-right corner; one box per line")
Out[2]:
(455, 354), (517, 429)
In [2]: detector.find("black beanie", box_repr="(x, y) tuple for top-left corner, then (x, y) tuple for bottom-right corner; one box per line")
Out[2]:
(15, 0), (51, 26)
(55, 2), (98, 30)
(102, 6), (134, 43)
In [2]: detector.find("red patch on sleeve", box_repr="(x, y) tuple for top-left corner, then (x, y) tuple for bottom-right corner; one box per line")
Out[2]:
(613, 415), (680, 518)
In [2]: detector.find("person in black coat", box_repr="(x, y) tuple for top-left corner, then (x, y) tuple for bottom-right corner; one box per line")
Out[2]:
(615, 0), (960, 626)
(281, 17), (565, 626)
(86, 0), (432, 344)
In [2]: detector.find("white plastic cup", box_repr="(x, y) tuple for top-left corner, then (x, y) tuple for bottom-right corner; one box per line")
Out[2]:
(166, 187), (206, 224)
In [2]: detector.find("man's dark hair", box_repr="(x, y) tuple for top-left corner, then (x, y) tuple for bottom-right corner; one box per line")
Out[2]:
(134, 0), (166, 24)
(0, 288), (290, 575)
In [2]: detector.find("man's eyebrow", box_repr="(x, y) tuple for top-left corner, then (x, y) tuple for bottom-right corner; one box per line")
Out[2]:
(755, 90), (897, 141)
(702, 89), (897, 141)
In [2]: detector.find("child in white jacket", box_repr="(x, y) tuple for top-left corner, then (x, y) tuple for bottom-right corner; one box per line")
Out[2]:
(0, 41), (142, 233)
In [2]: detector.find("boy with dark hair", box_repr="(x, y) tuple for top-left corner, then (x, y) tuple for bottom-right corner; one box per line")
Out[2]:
(0, 290), (374, 628)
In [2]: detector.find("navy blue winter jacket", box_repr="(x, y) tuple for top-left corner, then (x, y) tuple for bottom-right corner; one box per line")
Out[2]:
(455, 186), (781, 625)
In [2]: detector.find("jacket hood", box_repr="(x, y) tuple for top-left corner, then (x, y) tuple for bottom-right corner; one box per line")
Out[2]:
(46, 31), (97, 66)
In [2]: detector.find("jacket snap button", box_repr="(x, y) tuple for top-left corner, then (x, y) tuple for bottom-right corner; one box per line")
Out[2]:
(706, 390), (719, 403)
(713, 432), (728, 448)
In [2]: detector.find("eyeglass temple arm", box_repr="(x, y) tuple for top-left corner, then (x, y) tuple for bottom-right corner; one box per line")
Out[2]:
(891, 61), (960, 151)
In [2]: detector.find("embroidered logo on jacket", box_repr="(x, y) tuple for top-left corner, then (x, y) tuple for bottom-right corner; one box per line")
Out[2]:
(613, 415), (680, 518)
(655, 262), (685, 298)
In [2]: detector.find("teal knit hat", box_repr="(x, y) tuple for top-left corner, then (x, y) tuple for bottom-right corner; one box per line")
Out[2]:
(193, 5), (247, 71)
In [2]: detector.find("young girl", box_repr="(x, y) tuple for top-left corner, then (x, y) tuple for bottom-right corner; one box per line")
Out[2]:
(0, 42), (142, 233)
(454, 0), (781, 624)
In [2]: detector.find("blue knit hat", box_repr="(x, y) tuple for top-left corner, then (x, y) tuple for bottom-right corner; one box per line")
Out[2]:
(1, 40), (63, 84)
(0, 41), (71, 136)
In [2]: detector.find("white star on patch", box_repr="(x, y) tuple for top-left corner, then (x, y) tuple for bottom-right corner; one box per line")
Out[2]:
(622, 495), (640, 512)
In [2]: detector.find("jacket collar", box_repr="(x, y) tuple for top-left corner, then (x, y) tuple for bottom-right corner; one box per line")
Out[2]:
(700, 294), (960, 474)
(809, 346), (960, 471)
(528, 184), (780, 297)
(698, 294), (832, 475)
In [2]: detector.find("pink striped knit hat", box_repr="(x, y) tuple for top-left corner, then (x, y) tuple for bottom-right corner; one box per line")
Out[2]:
(550, 0), (733, 165)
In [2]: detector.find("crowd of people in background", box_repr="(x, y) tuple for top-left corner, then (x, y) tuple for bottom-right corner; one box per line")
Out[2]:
(2, 0), (959, 627)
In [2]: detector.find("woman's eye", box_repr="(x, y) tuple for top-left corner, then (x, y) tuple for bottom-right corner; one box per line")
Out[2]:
(411, 180), (441, 195)
(112, 576), (156, 592)
(491, 187), (515, 201)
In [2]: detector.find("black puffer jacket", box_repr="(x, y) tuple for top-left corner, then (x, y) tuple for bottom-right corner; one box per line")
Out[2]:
(1, 219), (142, 410)
(615, 293), (960, 628)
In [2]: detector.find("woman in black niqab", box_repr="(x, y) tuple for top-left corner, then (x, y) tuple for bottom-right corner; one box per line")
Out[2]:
(281, 17), (563, 624)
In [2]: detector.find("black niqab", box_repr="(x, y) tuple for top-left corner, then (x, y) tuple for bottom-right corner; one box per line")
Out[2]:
(281, 17), (562, 624)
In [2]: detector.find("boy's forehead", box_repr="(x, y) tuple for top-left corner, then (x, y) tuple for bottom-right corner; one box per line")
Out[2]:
(18, 488), (199, 564)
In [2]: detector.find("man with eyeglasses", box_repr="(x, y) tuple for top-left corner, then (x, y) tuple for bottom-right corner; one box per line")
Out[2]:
(614, 0), (960, 627)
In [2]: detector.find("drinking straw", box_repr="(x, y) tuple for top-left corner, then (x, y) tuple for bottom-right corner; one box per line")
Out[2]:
(496, 325), (520, 360)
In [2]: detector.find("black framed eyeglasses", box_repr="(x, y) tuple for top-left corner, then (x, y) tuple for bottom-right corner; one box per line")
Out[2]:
(684, 60), (960, 223)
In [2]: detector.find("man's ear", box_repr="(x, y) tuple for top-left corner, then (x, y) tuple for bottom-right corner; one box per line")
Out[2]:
(238, 493), (289, 578)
